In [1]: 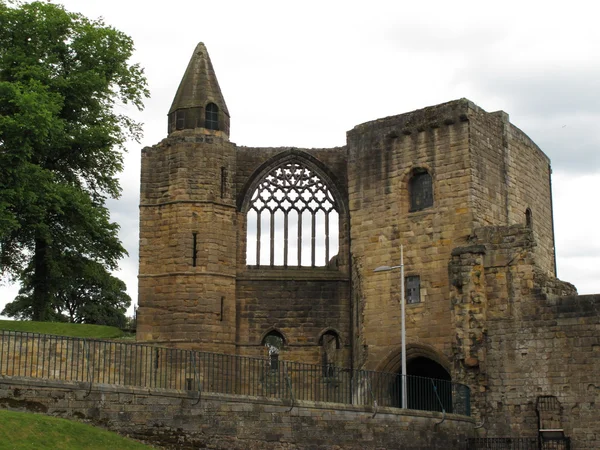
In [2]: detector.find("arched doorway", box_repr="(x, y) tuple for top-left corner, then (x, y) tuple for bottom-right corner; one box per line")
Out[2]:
(377, 344), (454, 412)
(405, 357), (453, 413)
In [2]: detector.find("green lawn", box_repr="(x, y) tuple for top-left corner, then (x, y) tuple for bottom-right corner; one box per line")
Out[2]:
(0, 410), (153, 449)
(0, 320), (123, 339)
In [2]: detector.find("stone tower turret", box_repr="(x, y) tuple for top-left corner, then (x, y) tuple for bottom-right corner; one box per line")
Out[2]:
(167, 42), (230, 136)
(137, 43), (237, 352)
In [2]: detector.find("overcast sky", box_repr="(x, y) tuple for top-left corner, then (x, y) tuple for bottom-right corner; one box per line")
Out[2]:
(1, 0), (599, 317)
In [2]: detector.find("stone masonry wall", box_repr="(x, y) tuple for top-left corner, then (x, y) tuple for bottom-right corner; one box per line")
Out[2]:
(448, 223), (596, 448)
(233, 146), (351, 366)
(347, 100), (475, 372)
(235, 276), (351, 367)
(138, 130), (238, 352)
(0, 377), (475, 449)
(504, 122), (555, 277)
(468, 105), (555, 277)
(483, 294), (600, 449)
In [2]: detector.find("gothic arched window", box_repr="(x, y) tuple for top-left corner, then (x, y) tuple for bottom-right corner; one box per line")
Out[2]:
(205, 102), (219, 130)
(409, 168), (433, 212)
(246, 159), (339, 267)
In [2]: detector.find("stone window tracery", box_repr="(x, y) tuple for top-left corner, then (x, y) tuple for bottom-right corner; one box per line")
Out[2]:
(246, 159), (339, 267)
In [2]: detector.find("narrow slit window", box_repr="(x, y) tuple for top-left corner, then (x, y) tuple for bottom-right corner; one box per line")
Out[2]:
(221, 167), (227, 198)
(246, 159), (339, 267)
(192, 232), (198, 267)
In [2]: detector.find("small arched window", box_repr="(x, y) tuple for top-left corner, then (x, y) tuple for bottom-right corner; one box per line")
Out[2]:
(319, 330), (340, 377)
(525, 208), (533, 228)
(262, 330), (285, 371)
(246, 158), (339, 267)
(409, 169), (433, 212)
(205, 103), (219, 130)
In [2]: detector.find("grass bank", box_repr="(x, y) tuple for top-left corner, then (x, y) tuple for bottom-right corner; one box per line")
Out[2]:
(0, 320), (123, 339)
(0, 409), (152, 449)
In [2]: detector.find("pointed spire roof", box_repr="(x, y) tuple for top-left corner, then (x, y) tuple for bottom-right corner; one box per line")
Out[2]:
(168, 43), (230, 136)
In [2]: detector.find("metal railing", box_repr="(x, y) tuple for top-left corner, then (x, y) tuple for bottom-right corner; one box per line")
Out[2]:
(467, 437), (571, 450)
(0, 329), (470, 416)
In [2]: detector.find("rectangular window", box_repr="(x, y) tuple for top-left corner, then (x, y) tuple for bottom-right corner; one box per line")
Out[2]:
(405, 275), (421, 304)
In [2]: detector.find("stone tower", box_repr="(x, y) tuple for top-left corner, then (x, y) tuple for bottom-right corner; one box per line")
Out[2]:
(137, 43), (237, 352)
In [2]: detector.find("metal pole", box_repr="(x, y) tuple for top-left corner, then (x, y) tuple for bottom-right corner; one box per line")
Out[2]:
(400, 244), (407, 409)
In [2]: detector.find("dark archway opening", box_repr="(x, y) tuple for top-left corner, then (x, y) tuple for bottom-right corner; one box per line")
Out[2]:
(406, 357), (452, 413)
(389, 356), (453, 412)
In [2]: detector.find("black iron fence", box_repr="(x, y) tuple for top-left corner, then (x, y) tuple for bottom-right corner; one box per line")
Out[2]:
(467, 437), (571, 450)
(0, 330), (470, 416)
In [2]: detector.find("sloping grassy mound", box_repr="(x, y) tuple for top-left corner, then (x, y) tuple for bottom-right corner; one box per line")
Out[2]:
(0, 410), (152, 449)
(0, 320), (123, 339)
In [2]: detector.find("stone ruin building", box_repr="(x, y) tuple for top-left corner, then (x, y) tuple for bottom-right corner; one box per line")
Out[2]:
(137, 43), (599, 446)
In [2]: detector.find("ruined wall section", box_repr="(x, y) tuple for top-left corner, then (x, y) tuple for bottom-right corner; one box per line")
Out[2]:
(138, 130), (237, 352)
(468, 106), (556, 277)
(505, 123), (555, 276)
(233, 147), (351, 366)
(347, 100), (475, 372)
(449, 223), (587, 444)
(467, 107), (508, 227)
(483, 293), (600, 448)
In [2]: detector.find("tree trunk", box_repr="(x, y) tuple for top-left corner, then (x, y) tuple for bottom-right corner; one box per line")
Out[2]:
(32, 237), (52, 321)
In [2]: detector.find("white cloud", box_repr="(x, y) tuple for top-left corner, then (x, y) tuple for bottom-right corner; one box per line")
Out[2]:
(2, 0), (598, 318)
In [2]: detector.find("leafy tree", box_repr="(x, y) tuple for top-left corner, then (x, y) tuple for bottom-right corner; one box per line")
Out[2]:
(3, 253), (131, 327)
(0, 1), (148, 321)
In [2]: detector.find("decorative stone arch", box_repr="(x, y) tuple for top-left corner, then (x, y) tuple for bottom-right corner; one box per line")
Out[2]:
(317, 327), (343, 349)
(239, 149), (347, 216)
(400, 165), (435, 213)
(376, 343), (453, 412)
(260, 328), (287, 371)
(400, 164), (435, 186)
(259, 327), (288, 347)
(239, 149), (348, 268)
(376, 343), (452, 377)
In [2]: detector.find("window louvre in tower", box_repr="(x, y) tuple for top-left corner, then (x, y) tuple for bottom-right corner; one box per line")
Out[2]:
(205, 103), (219, 130)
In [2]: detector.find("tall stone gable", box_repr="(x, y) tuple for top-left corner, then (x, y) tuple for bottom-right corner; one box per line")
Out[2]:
(138, 43), (599, 446)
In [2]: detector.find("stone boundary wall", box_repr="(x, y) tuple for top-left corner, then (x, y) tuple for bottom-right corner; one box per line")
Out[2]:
(483, 294), (600, 449)
(0, 330), (472, 415)
(0, 376), (475, 449)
